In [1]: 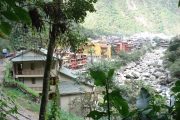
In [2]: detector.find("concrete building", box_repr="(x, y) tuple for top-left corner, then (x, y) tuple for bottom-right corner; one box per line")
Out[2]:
(83, 40), (111, 59)
(113, 41), (132, 53)
(11, 49), (59, 94)
(59, 67), (95, 116)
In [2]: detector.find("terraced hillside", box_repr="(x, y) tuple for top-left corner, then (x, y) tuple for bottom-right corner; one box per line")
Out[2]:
(83, 0), (180, 36)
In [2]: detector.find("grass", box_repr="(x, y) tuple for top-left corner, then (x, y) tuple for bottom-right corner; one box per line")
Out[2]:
(2, 87), (40, 112)
(2, 87), (83, 120)
(60, 110), (84, 120)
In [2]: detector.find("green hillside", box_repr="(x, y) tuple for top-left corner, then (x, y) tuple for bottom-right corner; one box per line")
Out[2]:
(82, 0), (180, 36)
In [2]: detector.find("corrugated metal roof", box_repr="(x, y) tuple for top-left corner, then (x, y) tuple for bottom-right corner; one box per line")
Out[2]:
(11, 49), (58, 62)
(11, 55), (46, 62)
(60, 81), (91, 95)
(59, 67), (77, 79)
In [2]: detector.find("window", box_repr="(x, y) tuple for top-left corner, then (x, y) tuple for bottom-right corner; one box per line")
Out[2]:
(30, 63), (35, 70)
(31, 78), (36, 84)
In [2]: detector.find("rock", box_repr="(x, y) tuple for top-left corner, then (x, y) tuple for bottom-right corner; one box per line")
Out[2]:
(125, 74), (132, 79)
(159, 80), (167, 85)
(159, 75), (166, 80)
(131, 72), (140, 79)
(150, 75), (156, 81)
(142, 72), (150, 77)
(153, 71), (163, 78)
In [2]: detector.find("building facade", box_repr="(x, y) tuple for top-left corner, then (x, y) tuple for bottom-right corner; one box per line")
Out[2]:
(11, 49), (59, 94)
(83, 41), (111, 59)
(59, 67), (96, 117)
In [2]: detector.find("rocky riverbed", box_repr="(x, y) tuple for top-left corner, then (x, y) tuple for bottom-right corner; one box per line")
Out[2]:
(115, 47), (171, 98)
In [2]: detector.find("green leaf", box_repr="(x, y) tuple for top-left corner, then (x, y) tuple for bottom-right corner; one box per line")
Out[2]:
(90, 69), (106, 86)
(87, 110), (107, 120)
(107, 69), (115, 80)
(109, 89), (129, 117)
(172, 86), (180, 93)
(2, 11), (19, 21)
(0, 22), (12, 35)
(136, 88), (151, 109)
(175, 80), (180, 86)
(142, 108), (152, 115)
(14, 6), (31, 24)
(172, 81), (180, 93)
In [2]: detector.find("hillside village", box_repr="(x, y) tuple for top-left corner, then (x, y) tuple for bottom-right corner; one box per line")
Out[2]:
(0, 32), (171, 119)
(0, 0), (180, 120)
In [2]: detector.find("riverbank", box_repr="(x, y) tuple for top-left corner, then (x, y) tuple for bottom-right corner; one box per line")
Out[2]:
(115, 47), (171, 98)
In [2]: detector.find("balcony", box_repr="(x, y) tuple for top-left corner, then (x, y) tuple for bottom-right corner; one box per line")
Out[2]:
(15, 69), (44, 78)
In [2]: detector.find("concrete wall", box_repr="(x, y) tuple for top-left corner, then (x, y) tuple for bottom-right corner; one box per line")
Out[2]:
(60, 94), (81, 112)
(18, 77), (43, 91)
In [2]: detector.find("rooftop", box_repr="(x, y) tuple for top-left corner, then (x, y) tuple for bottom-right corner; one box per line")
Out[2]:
(60, 80), (93, 95)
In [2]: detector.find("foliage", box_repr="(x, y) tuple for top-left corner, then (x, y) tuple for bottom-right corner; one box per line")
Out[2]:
(48, 96), (61, 120)
(88, 68), (130, 120)
(165, 36), (180, 79)
(171, 80), (180, 119)
(0, 90), (18, 120)
(0, 0), (31, 37)
(82, 0), (180, 36)
(47, 100), (83, 120)
(87, 65), (180, 120)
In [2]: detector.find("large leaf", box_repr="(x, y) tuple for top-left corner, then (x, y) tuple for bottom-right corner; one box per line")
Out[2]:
(14, 6), (31, 24)
(2, 11), (19, 21)
(109, 90), (129, 117)
(90, 69), (106, 86)
(172, 80), (180, 93)
(107, 69), (115, 80)
(0, 22), (12, 35)
(87, 110), (107, 120)
(136, 88), (151, 109)
(175, 80), (180, 86)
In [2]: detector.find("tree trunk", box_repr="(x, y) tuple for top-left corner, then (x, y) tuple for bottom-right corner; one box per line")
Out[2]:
(39, 25), (56, 120)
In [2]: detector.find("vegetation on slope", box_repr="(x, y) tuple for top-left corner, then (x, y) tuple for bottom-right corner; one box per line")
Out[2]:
(165, 35), (180, 80)
(83, 0), (180, 36)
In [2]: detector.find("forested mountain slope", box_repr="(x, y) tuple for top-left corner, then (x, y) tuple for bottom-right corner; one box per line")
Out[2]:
(83, 0), (180, 36)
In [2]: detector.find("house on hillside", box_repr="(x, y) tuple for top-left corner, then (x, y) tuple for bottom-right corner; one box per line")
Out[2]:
(59, 67), (96, 117)
(11, 49), (59, 95)
(113, 41), (132, 54)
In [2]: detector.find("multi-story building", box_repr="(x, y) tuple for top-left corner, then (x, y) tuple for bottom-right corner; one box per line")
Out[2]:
(113, 41), (132, 53)
(83, 40), (111, 59)
(11, 49), (59, 94)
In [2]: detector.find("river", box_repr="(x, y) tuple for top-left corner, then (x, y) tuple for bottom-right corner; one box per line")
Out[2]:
(115, 47), (171, 99)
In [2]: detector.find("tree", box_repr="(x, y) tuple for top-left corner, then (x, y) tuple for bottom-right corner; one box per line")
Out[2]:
(0, 0), (31, 38)
(27, 1), (97, 120)
(1, 0), (97, 119)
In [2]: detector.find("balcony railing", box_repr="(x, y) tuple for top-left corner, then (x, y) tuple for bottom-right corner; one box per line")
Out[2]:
(16, 69), (44, 75)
